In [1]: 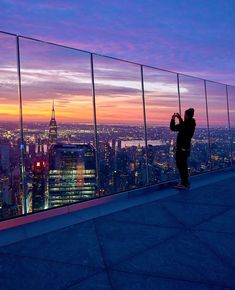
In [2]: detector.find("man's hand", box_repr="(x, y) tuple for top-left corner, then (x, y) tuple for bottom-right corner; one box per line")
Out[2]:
(175, 113), (181, 119)
(172, 113), (181, 119)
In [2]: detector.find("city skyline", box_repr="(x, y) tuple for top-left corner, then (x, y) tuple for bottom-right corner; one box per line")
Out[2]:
(0, 97), (234, 221)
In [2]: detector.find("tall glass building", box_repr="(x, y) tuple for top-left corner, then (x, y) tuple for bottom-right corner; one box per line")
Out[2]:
(48, 143), (96, 207)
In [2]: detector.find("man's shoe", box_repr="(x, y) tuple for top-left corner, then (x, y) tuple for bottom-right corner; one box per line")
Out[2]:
(174, 183), (189, 190)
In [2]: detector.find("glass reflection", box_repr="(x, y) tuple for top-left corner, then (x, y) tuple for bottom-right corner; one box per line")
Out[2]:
(94, 56), (147, 195)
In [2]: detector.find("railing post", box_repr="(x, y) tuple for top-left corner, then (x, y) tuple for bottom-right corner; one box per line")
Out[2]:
(226, 85), (233, 166)
(90, 53), (100, 195)
(16, 36), (27, 214)
(204, 80), (212, 170)
(177, 73), (182, 115)
(140, 65), (150, 186)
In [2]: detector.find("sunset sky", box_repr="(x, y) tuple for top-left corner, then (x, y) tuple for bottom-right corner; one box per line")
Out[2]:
(0, 0), (235, 126)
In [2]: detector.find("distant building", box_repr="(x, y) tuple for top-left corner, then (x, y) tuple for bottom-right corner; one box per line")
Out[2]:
(32, 160), (47, 212)
(111, 139), (116, 150)
(10, 166), (22, 215)
(28, 143), (36, 158)
(117, 139), (122, 150)
(0, 175), (10, 206)
(0, 139), (10, 174)
(48, 143), (96, 207)
(0, 139), (11, 212)
(49, 100), (57, 145)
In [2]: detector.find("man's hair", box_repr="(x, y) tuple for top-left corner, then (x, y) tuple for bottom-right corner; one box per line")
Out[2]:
(185, 108), (194, 119)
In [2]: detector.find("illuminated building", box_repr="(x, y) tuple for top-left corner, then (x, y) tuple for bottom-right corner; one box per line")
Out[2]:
(48, 143), (96, 207)
(49, 99), (57, 145)
(32, 160), (47, 212)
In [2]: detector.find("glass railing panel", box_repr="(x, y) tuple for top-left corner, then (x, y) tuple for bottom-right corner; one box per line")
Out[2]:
(206, 81), (230, 169)
(227, 85), (235, 165)
(179, 75), (210, 174)
(19, 38), (96, 212)
(0, 33), (23, 221)
(93, 56), (146, 195)
(143, 67), (179, 184)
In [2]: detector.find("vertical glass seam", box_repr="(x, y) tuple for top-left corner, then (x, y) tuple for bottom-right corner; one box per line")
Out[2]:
(204, 80), (212, 171)
(16, 36), (27, 214)
(140, 65), (150, 186)
(90, 53), (100, 196)
(226, 85), (233, 165)
(177, 73), (182, 115)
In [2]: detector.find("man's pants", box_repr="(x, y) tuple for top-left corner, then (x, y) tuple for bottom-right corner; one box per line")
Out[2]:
(176, 149), (190, 185)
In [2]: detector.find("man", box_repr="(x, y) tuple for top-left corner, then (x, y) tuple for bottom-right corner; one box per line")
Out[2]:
(170, 108), (196, 189)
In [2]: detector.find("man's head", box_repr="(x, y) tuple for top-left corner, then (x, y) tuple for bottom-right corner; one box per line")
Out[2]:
(185, 108), (194, 120)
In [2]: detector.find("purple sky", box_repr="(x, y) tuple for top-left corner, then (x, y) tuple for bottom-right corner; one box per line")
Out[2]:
(1, 0), (235, 85)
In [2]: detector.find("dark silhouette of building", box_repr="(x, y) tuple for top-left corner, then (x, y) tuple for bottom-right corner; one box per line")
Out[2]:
(0, 139), (10, 175)
(32, 160), (47, 212)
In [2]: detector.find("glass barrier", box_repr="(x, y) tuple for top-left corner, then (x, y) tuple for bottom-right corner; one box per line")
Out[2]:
(19, 38), (96, 212)
(206, 81), (231, 169)
(143, 67), (179, 184)
(179, 75), (210, 173)
(93, 56), (147, 195)
(0, 33), (23, 220)
(227, 85), (235, 165)
(0, 31), (235, 223)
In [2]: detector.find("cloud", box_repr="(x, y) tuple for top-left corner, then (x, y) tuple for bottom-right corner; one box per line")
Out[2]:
(1, 0), (235, 126)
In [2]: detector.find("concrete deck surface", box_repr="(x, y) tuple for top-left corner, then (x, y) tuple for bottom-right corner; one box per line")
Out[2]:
(0, 169), (235, 290)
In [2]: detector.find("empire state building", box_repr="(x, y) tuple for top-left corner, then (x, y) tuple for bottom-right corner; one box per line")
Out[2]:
(49, 100), (57, 144)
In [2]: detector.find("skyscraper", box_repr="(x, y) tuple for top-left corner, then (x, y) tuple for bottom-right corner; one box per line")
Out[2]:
(48, 143), (96, 207)
(49, 99), (57, 145)
(32, 160), (47, 212)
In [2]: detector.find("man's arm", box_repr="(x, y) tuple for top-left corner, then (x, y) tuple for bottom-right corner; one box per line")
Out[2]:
(170, 114), (182, 131)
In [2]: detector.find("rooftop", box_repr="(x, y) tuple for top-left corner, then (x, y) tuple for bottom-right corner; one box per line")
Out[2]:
(0, 168), (235, 290)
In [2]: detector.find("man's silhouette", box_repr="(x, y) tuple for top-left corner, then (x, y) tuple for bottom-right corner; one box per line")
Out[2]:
(170, 108), (196, 189)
